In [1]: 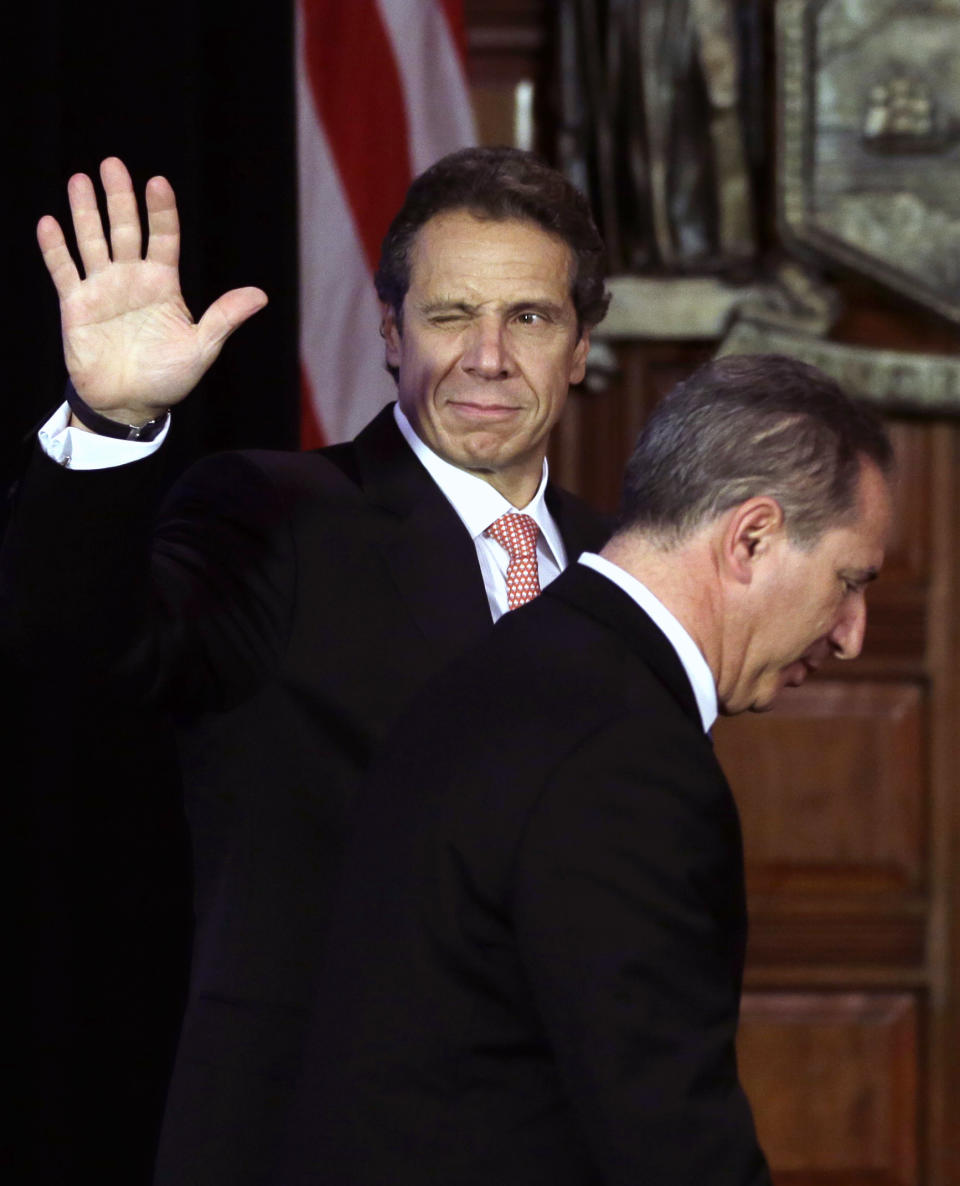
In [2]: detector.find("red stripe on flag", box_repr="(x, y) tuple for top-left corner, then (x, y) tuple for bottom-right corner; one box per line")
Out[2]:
(437, 0), (469, 66)
(299, 361), (327, 450)
(301, 0), (412, 272)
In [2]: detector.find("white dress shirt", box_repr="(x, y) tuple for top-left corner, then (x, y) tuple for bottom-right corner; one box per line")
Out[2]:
(37, 400), (567, 622)
(39, 401), (171, 469)
(393, 406), (566, 621)
(578, 552), (718, 733)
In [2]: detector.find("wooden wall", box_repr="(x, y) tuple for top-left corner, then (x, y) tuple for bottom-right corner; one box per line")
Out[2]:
(463, 3), (960, 1183)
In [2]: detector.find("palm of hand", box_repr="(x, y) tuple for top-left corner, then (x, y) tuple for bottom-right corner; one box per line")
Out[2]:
(62, 258), (205, 411)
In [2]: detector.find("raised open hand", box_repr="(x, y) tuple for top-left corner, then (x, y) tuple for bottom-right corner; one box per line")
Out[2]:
(37, 157), (268, 426)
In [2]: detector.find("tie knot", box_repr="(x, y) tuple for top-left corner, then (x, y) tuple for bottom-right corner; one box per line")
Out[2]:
(485, 513), (539, 560)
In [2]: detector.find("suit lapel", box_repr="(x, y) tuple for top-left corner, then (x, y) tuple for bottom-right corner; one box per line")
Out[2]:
(346, 406), (611, 654)
(351, 405), (493, 652)
(545, 562), (705, 728)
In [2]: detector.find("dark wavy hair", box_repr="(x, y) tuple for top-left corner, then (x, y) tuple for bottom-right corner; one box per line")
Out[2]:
(375, 146), (610, 344)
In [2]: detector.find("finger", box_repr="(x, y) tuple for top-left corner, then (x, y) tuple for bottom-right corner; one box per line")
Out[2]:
(67, 171), (111, 276)
(196, 287), (269, 360)
(144, 174), (180, 269)
(37, 215), (82, 301)
(100, 157), (142, 262)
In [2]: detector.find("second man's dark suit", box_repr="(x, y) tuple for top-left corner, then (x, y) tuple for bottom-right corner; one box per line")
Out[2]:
(283, 562), (771, 1185)
(1, 403), (607, 1185)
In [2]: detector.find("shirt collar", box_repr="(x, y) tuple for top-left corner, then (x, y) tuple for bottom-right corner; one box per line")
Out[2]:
(578, 552), (718, 733)
(393, 404), (564, 564)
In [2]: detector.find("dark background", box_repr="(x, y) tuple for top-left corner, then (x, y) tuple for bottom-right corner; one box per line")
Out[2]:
(5, 5), (298, 1179)
(7, 4), (960, 1182)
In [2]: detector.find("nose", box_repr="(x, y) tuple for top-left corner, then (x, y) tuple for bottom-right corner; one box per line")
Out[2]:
(829, 593), (867, 660)
(460, 317), (513, 379)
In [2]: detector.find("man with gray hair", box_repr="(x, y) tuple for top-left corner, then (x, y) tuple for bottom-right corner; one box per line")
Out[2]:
(282, 353), (894, 1185)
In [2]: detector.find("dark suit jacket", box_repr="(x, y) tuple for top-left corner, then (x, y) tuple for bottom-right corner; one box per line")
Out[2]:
(283, 563), (771, 1186)
(1, 405), (607, 1186)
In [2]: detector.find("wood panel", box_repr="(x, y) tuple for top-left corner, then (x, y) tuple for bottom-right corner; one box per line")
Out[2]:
(881, 423), (933, 584)
(738, 992), (919, 1185)
(925, 426), (960, 1184)
(852, 422), (935, 679)
(714, 681), (925, 894)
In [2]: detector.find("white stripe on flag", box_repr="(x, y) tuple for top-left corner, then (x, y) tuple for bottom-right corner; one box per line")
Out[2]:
(375, 0), (476, 173)
(296, 0), (476, 446)
(295, 43), (396, 445)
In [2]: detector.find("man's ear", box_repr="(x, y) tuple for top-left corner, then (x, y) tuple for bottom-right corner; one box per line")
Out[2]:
(722, 496), (785, 584)
(380, 302), (402, 369)
(569, 329), (591, 385)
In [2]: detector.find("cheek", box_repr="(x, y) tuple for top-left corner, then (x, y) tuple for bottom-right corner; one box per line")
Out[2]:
(404, 351), (454, 397)
(534, 357), (576, 409)
(816, 588), (846, 629)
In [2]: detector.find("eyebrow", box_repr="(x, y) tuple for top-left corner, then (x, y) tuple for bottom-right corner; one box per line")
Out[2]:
(419, 298), (568, 318)
(420, 300), (476, 316)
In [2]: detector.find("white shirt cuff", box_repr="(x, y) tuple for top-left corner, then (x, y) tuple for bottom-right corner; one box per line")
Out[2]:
(38, 402), (169, 470)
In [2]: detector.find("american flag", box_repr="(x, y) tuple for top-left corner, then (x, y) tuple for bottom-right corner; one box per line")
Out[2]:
(296, 0), (476, 447)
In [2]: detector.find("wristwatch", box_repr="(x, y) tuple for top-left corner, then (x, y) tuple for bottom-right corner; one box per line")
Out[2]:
(65, 380), (170, 442)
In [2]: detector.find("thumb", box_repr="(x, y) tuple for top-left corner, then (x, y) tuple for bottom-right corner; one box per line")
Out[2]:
(196, 286), (269, 360)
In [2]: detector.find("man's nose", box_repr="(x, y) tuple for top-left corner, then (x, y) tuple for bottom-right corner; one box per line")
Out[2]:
(829, 594), (867, 660)
(461, 318), (513, 378)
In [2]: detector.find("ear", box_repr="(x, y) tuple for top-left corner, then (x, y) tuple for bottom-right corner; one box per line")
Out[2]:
(569, 329), (591, 385)
(722, 496), (786, 584)
(380, 302), (403, 369)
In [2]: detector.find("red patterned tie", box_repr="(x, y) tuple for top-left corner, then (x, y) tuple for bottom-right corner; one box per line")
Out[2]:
(485, 513), (542, 610)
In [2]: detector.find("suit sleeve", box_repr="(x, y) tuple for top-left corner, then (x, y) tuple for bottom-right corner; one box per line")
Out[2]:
(1, 444), (296, 713)
(511, 712), (771, 1186)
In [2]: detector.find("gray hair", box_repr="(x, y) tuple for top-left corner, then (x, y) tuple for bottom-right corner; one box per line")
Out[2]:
(619, 354), (894, 548)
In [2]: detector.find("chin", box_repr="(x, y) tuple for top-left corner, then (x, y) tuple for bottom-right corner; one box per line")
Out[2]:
(718, 692), (774, 716)
(748, 681), (783, 713)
